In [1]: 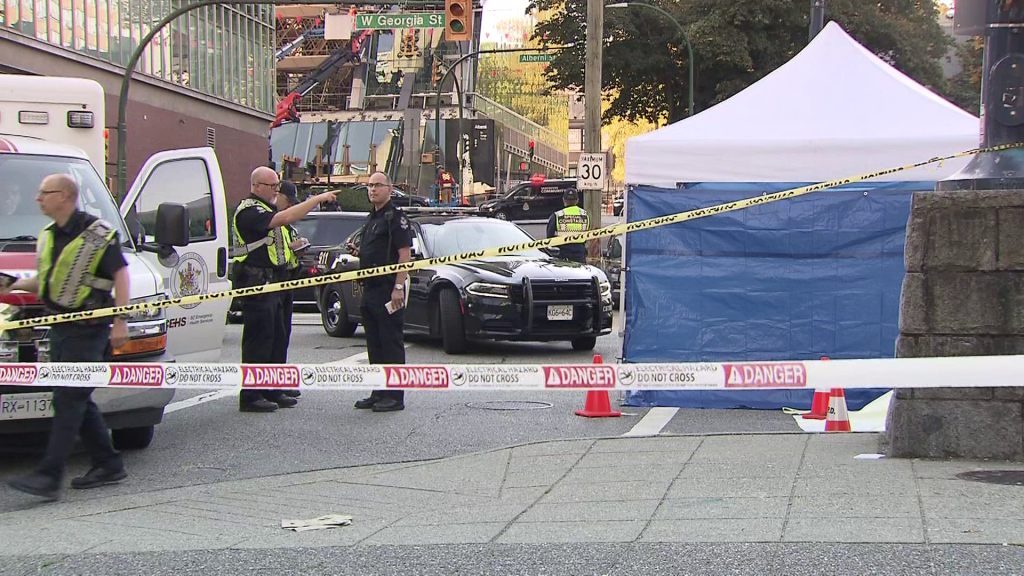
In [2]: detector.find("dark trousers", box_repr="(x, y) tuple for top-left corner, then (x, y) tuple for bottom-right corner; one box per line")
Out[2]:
(562, 244), (587, 264)
(360, 288), (405, 402)
(37, 325), (122, 480)
(240, 292), (289, 405)
(281, 290), (294, 360)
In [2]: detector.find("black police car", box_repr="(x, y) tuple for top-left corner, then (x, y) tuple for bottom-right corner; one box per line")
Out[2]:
(227, 211), (367, 322)
(314, 210), (614, 353)
(347, 184), (429, 207)
(477, 177), (577, 221)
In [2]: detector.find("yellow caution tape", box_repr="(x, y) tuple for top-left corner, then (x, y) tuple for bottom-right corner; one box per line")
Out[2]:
(2, 142), (1020, 331)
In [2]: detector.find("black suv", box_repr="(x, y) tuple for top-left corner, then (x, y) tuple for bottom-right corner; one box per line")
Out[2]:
(477, 178), (577, 221)
(227, 211), (368, 322)
(314, 210), (613, 353)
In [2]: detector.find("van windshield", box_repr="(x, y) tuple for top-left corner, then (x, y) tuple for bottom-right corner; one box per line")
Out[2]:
(0, 154), (133, 248)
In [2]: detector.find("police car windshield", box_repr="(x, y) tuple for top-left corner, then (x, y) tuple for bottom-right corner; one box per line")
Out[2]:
(0, 155), (133, 248)
(420, 220), (547, 258)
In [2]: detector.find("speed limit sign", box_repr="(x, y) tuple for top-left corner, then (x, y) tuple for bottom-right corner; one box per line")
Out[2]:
(577, 153), (606, 190)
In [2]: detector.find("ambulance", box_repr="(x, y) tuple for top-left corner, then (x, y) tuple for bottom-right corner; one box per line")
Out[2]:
(0, 75), (232, 450)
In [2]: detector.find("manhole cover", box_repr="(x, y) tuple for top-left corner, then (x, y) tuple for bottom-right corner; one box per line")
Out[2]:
(956, 470), (1024, 486)
(466, 401), (554, 411)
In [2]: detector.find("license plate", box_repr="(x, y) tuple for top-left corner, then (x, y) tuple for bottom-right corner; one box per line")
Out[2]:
(547, 305), (574, 321)
(0, 392), (54, 421)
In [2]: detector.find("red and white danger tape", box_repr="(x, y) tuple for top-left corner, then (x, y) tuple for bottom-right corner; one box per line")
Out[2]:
(0, 355), (1020, 391)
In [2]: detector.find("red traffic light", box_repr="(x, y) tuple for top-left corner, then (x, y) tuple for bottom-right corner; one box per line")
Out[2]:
(528, 140), (535, 149)
(519, 161), (527, 171)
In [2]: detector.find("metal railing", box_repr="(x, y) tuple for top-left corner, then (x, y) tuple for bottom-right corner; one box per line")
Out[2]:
(469, 92), (568, 153)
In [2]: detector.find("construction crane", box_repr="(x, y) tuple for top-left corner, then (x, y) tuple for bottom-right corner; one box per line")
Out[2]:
(274, 28), (324, 62)
(271, 29), (372, 129)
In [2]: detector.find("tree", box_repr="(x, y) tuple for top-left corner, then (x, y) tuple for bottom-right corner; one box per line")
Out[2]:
(946, 36), (984, 116)
(477, 17), (568, 137)
(528, 0), (956, 125)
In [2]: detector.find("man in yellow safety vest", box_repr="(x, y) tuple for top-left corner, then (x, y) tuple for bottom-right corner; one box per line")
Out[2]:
(2, 174), (131, 500)
(546, 188), (590, 263)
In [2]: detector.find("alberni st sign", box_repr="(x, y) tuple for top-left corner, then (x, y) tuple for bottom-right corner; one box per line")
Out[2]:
(355, 13), (445, 29)
(519, 53), (552, 63)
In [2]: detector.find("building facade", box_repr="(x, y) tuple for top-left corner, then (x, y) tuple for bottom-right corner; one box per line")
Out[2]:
(1, 0), (275, 204)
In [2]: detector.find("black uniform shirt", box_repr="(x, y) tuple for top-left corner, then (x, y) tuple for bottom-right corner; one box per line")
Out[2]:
(44, 209), (127, 311)
(359, 201), (413, 288)
(235, 194), (278, 268)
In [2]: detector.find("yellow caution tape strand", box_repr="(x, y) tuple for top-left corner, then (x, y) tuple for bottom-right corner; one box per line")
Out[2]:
(2, 142), (1020, 331)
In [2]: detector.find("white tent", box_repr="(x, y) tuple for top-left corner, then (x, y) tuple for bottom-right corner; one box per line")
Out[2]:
(625, 22), (980, 187)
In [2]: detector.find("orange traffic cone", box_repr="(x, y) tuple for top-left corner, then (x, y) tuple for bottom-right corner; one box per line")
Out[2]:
(802, 357), (830, 420)
(824, 388), (851, 432)
(574, 354), (621, 418)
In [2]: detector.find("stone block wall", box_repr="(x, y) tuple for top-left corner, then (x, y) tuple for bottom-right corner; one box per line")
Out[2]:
(889, 189), (1024, 460)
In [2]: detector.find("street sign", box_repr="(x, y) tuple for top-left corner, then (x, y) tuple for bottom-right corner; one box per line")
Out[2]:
(519, 53), (553, 63)
(577, 153), (606, 190)
(354, 13), (445, 30)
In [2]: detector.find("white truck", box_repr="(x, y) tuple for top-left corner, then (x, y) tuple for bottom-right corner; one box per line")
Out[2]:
(0, 75), (232, 449)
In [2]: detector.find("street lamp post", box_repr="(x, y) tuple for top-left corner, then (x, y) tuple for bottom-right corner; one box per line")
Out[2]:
(606, 2), (695, 118)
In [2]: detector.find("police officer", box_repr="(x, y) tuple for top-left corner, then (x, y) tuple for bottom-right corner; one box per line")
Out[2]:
(546, 188), (591, 264)
(2, 174), (130, 500)
(231, 167), (334, 412)
(275, 181), (310, 399)
(347, 171), (412, 412)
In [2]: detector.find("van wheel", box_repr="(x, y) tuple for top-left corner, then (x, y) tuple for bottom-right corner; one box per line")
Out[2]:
(111, 426), (154, 450)
(439, 289), (467, 354)
(322, 287), (357, 337)
(571, 336), (597, 351)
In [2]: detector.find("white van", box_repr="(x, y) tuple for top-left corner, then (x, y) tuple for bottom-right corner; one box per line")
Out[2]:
(0, 75), (231, 449)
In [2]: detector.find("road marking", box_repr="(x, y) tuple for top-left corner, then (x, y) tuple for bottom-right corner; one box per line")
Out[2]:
(622, 407), (678, 437)
(165, 390), (235, 414)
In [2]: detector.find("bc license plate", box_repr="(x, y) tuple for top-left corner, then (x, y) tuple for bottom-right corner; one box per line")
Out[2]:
(547, 305), (573, 321)
(0, 393), (55, 421)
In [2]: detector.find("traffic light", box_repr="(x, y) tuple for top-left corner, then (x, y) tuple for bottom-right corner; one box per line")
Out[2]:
(445, 0), (472, 42)
(432, 57), (443, 85)
(527, 140), (535, 162)
(519, 161), (527, 171)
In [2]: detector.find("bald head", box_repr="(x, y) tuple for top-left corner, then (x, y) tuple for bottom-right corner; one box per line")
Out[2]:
(40, 174), (79, 200)
(251, 166), (280, 202)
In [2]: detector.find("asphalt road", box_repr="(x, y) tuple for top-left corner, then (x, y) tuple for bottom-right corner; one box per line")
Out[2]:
(0, 312), (798, 510)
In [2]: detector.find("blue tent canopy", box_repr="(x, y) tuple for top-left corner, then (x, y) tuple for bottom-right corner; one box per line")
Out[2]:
(621, 181), (924, 410)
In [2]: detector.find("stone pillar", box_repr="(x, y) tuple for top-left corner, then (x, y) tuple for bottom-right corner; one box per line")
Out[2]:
(888, 189), (1024, 460)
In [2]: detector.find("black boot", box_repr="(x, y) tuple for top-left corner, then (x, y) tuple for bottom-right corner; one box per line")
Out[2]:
(7, 472), (60, 501)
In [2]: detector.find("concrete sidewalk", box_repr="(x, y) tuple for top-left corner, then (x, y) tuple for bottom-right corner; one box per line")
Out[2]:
(2, 433), (1023, 556)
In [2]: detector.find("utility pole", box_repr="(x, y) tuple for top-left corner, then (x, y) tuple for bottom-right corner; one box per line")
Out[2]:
(809, 0), (825, 41)
(584, 0), (603, 240)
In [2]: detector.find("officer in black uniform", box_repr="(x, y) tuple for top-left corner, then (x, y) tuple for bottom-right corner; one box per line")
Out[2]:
(232, 167), (334, 412)
(275, 181), (310, 399)
(2, 174), (130, 500)
(347, 171), (412, 412)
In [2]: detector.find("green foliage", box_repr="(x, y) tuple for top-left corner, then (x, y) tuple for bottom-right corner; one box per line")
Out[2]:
(529, 0), (958, 125)
(946, 36), (984, 116)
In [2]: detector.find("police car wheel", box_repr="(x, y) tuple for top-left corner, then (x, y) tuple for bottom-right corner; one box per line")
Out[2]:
(322, 287), (357, 337)
(494, 210), (509, 221)
(111, 426), (155, 450)
(571, 336), (597, 351)
(439, 288), (467, 354)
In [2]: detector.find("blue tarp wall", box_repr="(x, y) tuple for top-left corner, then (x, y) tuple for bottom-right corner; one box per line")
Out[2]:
(622, 181), (925, 410)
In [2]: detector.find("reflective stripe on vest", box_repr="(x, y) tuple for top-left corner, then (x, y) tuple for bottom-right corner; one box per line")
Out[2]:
(230, 197), (294, 267)
(37, 219), (116, 309)
(554, 206), (589, 237)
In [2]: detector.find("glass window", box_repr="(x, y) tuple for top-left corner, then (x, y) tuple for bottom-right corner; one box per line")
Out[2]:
(0, 154), (133, 247)
(130, 158), (215, 243)
(420, 221), (545, 258)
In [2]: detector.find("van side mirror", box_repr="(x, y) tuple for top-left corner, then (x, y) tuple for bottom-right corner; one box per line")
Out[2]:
(155, 203), (190, 247)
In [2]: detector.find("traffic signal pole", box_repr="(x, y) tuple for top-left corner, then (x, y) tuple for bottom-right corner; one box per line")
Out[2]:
(431, 46), (562, 195)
